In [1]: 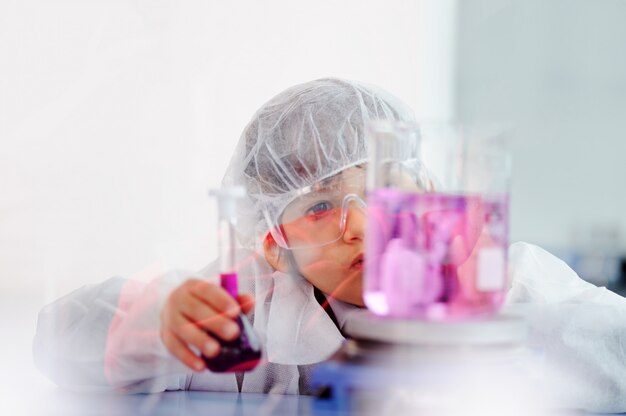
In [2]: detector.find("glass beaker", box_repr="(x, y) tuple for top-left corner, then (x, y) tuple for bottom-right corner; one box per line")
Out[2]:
(363, 121), (510, 320)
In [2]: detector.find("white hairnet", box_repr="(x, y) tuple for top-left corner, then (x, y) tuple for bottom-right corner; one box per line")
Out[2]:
(222, 78), (416, 249)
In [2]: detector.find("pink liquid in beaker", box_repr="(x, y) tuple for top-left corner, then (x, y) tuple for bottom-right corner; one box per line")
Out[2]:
(364, 188), (508, 320)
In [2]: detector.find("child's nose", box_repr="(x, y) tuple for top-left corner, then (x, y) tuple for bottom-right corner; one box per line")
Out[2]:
(342, 202), (366, 242)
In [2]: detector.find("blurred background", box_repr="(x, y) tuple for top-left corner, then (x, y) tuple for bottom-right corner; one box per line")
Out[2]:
(455, 0), (626, 290)
(1, 0), (625, 409)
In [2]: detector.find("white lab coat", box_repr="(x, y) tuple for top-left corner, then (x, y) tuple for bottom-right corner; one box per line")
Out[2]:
(33, 242), (626, 412)
(34, 249), (355, 395)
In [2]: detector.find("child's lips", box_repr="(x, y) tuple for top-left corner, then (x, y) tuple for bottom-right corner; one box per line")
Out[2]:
(350, 253), (364, 270)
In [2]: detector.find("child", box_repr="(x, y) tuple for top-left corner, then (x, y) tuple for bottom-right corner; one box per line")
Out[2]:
(34, 79), (626, 411)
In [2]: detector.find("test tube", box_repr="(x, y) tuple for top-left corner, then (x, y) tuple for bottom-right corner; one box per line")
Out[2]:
(203, 187), (261, 372)
(214, 187), (245, 298)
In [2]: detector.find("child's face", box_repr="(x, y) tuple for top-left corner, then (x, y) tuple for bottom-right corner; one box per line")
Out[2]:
(288, 201), (366, 306)
(263, 166), (367, 306)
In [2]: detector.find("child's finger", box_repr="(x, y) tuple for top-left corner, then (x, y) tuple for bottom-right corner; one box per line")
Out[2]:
(237, 293), (255, 314)
(171, 313), (221, 357)
(178, 296), (240, 341)
(186, 279), (241, 317)
(161, 329), (206, 372)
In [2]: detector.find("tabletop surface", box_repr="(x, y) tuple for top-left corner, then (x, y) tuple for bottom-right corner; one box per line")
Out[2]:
(19, 389), (340, 416)
(15, 388), (626, 416)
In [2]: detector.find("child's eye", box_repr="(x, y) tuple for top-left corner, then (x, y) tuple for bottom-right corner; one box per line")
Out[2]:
(305, 201), (333, 219)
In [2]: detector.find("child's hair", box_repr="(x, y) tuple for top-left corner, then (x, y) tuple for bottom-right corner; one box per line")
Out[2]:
(221, 78), (416, 250)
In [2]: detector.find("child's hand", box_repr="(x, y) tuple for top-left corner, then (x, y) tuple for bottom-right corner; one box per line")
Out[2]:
(160, 279), (255, 371)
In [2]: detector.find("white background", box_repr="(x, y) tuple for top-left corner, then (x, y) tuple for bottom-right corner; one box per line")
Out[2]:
(1, 0), (458, 301)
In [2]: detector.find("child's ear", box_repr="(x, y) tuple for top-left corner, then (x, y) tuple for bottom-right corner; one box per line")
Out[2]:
(263, 233), (289, 273)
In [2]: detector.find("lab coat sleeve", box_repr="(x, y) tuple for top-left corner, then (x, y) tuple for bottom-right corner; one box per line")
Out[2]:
(33, 274), (192, 393)
(506, 242), (626, 413)
(33, 267), (247, 394)
(102, 270), (199, 393)
(33, 276), (127, 391)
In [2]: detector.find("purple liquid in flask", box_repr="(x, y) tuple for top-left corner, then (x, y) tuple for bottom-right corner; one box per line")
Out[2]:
(204, 188), (261, 372)
(202, 272), (261, 372)
(364, 188), (508, 320)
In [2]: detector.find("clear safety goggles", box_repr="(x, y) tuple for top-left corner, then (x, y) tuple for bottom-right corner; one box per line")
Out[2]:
(264, 166), (368, 250)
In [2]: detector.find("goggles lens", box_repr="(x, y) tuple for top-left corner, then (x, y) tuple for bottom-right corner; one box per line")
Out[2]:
(269, 167), (367, 249)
